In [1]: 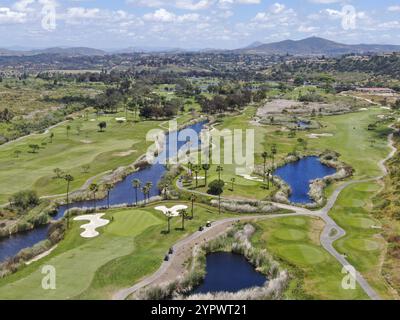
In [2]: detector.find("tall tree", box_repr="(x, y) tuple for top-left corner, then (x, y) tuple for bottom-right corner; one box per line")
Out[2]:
(190, 194), (197, 219)
(89, 183), (99, 211)
(216, 166), (224, 182)
(262, 152), (269, 182)
(202, 164), (210, 187)
(179, 209), (189, 230)
(132, 179), (141, 206)
(105, 183), (113, 209)
(193, 165), (200, 188)
(145, 182), (153, 202)
(64, 174), (74, 229)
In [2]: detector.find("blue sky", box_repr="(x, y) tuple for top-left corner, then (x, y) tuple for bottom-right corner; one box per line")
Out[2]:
(0, 0), (399, 49)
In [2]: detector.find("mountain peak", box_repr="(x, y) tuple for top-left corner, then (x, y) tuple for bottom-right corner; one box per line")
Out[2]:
(238, 37), (400, 56)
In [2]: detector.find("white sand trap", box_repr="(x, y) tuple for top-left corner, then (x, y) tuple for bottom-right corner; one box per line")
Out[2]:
(116, 117), (127, 122)
(360, 108), (368, 111)
(307, 133), (333, 139)
(377, 115), (386, 119)
(155, 205), (188, 217)
(113, 150), (136, 157)
(193, 176), (205, 180)
(239, 174), (263, 182)
(80, 140), (93, 144)
(381, 107), (391, 110)
(74, 214), (110, 238)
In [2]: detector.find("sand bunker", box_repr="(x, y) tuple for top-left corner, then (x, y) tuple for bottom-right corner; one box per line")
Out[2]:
(307, 133), (334, 139)
(381, 107), (391, 110)
(360, 108), (368, 111)
(80, 140), (93, 144)
(239, 174), (263, 182)
(74, 214), (110, 238)
(113, 150), (136, 157)
(155, 205), (188, 217)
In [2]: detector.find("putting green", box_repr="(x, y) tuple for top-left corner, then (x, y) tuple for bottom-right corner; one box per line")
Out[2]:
(106, 210), (162, 237)
(347, 217), (376, 229)
(276, 244), (326, 266)
(350, 199), (366, 207)
(353, 184), (380, 192)
(348, 239), (380, 252)
(281, 217), (307, 227)
(273, 229), (306, 241)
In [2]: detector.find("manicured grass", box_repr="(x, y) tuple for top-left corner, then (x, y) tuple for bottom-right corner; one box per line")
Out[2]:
(0, 114), (163, 203)
(252, 216), (368, 300)
(330, 181), (396, 300)
(0, 202), (240, 300)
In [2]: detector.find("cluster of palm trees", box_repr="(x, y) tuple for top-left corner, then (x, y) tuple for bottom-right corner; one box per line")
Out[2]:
(261, 144), (278, 190)
(188, 162), (211, 188)
(131, 179), (154, 206)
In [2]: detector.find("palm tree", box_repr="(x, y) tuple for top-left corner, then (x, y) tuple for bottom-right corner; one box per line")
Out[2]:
(49, 132), (54, 143)
(193, 165), (200, 188)
(179, 209), (189, 230)
(66, 125), (71, 138)
(89, 183), (99, 211)
(230, 178), (235, 192)
(161, 183), (169, 200)
(266, 169), (272, 190)
(64, 174), (74, 229)
(132, 179), (141, 206)
(166, 211), (173, 234)
(142, 186), (149, 204)
(271, 144), (277, 169)
(145, 182), (153, 202)
(188, 161), (193, 177)
(271, 145), (277, 183)
(105, 184), (113, 209)
(190, 194), (197, 219)
(262, 151), (269, 182)
(216, 165), (224, 182)
(202, 164), (210, 187)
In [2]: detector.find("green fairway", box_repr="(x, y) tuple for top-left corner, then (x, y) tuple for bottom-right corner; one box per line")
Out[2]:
(0, 114), (163, 203)
(252, 216), (368, 300)
(0, 203), (239, 300)
(330, 181), (396, 299)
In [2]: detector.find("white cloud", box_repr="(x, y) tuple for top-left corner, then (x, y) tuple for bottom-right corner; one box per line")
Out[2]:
(143, 8), (199, 23)
(0, 7), (27, 23)
(388, 6), (400, 12)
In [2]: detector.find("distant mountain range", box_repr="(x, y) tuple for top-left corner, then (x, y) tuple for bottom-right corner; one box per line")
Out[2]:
(0, 47), (107, 57)
(237, 37), (400, 56)
(1, 37), (400, 57)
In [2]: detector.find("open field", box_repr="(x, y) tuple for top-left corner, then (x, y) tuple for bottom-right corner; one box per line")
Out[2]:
(0, 113), (163, 203)
(0, 203), (239, 300)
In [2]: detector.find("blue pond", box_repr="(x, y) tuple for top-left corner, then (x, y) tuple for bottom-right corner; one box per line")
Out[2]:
(193, 252), (267, 294)
(274, 156), (336, 204)
(0, 121), (207, 262)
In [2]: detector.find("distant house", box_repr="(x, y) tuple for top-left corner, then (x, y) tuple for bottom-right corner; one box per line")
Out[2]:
(355, 87), (396, 95)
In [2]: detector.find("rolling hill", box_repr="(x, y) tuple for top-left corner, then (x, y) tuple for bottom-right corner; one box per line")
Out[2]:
(238, 37), (400, 56)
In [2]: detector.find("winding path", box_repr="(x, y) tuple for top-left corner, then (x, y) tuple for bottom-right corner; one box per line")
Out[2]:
(113, 125), (397, 301)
